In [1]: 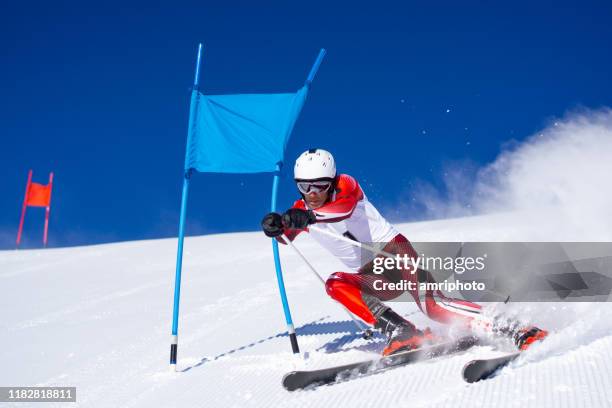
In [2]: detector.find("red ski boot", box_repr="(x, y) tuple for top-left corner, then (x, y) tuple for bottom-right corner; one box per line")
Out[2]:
(374, 309), (439, 356)
(514, 326), (548, 351)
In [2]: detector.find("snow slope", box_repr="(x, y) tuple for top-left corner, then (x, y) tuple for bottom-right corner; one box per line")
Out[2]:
(2, 212), (612, 407)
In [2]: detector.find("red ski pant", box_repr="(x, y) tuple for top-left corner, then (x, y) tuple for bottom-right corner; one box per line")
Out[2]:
(324, 234), (482, 326)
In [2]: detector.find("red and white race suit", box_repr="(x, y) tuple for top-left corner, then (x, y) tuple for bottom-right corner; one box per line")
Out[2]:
(279, 174), (483, 327)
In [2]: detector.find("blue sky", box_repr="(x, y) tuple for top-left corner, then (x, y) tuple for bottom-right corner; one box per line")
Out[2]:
(1, 1), (611, 249)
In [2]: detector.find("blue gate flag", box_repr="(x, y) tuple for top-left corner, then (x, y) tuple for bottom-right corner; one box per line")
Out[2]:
(185, 86), (309, 173)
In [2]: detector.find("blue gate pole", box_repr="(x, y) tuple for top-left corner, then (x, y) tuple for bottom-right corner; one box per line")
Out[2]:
(268, 48), (326, 354)
(270, 163), (300, 353)
(170, 43), (203, 371)
(305, 48), (326, 86)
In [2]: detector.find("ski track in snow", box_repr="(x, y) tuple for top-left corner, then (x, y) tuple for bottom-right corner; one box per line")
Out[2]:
(1, 215), (612, 407)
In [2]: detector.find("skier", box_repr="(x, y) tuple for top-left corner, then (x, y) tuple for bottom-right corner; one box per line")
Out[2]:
(261, 149), (547, 355)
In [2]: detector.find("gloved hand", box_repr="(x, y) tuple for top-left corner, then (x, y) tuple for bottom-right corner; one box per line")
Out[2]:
(261, 212), (284, 237)
(282, 208), (317, 229)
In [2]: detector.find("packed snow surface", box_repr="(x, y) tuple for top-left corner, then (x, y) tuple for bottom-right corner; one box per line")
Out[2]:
(2, 212), (612, 407)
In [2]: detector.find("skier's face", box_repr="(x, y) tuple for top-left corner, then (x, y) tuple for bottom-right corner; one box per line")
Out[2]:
(304, 189), (329, 209)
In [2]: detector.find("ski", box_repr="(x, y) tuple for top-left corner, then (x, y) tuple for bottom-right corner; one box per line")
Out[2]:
(462, 352), (520, 383)
(282, 336), (479, 391)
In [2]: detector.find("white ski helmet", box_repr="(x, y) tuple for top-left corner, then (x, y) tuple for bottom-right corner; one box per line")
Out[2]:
(294, 148), (336, 181)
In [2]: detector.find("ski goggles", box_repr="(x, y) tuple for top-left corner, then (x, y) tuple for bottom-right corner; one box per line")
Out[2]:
(296, 180), (333, 194)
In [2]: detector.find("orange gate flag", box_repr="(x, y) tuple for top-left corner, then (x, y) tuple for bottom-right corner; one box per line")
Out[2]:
(16, 170), (54, 247)
(26, 182), (52, 207)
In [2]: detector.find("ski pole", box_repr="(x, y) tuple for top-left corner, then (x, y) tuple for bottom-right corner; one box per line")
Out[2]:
(282, 234), (374, 340)
(309, 226), (406, 262)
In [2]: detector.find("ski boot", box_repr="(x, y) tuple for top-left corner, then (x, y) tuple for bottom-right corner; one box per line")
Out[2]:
(514, 326), (548, 351)
(375, 309), (439, 356)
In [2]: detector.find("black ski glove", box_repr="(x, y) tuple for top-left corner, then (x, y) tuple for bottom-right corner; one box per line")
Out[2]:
(282, 208), (317, 229)
(261, 212), (284, 237)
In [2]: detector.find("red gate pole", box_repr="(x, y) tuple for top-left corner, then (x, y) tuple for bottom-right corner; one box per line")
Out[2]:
(16, 170), (33, 248)
(43, 172), (54, 247)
